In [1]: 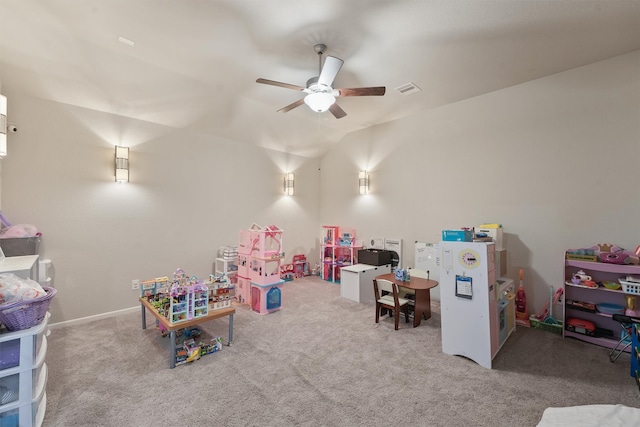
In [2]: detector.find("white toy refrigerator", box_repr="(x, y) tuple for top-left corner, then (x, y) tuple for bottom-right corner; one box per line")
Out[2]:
(439, 241), (499, 369)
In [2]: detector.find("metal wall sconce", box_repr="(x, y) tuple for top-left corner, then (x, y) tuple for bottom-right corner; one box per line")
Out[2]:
(284, 172), (294, 196)
(359, 170), (369, 195)
(115, 146), (129, 183)
(0, 94), (7, 158)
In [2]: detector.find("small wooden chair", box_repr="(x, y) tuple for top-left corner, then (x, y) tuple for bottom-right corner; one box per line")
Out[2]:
(373, 278), (410, 330)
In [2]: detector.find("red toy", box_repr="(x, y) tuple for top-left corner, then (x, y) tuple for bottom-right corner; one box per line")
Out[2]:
(567, 317), (596, 336)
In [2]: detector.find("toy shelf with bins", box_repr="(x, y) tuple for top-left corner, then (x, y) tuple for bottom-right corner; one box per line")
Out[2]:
(563, 257), (640, 351)
(0, 313), (50, 427)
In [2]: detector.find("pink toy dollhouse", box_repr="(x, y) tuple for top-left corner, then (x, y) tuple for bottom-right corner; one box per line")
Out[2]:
(236, 223), (286, 314)
(169, 281), (190, 323)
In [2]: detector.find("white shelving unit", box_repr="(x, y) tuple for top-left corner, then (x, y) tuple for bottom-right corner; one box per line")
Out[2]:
(215, 258), (238, 281)
(0, 313), (50, 427)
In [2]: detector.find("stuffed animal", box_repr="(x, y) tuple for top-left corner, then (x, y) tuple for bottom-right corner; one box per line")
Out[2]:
(0, 224), (38, 239)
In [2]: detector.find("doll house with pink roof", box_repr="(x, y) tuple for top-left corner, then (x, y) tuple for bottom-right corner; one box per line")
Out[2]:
(237, 223), (285, 314)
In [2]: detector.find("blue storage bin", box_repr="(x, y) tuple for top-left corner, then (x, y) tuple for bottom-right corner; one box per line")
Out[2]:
(442, 230), (473, 242)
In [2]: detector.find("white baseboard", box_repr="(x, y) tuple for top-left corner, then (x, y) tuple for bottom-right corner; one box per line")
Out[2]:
(49, 306), (139, 330)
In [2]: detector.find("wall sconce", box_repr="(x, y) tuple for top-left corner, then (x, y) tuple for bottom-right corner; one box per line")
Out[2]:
(115, 146), (129, 183)
(283, 173), (294, 196)
(359, 171), (369, 195)
(0, 94), (7, 158)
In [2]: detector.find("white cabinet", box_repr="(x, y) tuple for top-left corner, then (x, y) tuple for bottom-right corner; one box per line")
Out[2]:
(340, 264), (391, 304)
(0, 313), (49, 427)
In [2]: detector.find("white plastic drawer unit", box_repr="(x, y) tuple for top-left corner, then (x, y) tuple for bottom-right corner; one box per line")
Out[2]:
(0, 313), (50, 427)
(0, 315), (49, 372)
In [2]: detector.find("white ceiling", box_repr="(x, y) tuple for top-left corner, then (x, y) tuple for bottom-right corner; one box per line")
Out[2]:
(1, 0), (639, 157)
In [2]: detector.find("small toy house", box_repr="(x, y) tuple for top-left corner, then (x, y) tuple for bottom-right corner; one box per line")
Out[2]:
(189, 280), (209, 319)
(140, 276), (170, 298)
(292, 254), (309, 278)
(207, 274), (234, 310)
(169, 282), (190, 323)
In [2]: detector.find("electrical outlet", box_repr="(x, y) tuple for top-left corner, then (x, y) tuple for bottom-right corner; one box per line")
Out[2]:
(132, 279), (140, 290)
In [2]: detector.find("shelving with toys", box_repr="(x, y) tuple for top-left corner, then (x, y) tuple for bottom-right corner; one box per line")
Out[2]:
(206, 274), (234, 310)
(563, 246), (640, 351)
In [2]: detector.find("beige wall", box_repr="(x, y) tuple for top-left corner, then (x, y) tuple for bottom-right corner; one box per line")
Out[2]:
(0, 92), (321, 323)
(320, 50), (640, 313)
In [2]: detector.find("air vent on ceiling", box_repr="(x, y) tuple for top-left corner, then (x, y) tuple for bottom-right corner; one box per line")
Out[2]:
(394, 82), (421, 96)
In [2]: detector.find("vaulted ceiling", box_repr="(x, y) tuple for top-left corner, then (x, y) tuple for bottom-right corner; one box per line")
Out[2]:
(1, 0), (639, 157)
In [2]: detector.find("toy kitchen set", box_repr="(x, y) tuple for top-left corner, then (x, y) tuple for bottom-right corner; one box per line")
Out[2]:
(439, 226), (515, 369)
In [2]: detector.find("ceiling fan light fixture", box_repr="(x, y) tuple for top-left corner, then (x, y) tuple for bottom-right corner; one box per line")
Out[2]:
(304, 92), (336, 112)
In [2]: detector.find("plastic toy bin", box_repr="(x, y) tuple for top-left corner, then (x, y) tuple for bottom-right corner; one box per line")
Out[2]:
(0, 362), (46, 403)
(0, 385), (46, 427)
(0, 237), (40, 257)
(0, 324), (48, 372)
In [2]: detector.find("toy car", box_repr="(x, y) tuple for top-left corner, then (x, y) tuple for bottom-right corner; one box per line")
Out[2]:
(566, 317), (596, 336)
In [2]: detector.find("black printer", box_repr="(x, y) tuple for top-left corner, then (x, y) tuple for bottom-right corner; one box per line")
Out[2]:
(358, 249), (393, 266)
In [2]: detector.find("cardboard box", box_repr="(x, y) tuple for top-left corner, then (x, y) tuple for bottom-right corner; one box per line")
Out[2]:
(496, 249), (507, 277)
(476, 224), (503, 250)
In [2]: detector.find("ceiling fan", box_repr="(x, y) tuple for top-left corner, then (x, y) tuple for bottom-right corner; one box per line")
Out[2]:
(256, 44), (385, 119)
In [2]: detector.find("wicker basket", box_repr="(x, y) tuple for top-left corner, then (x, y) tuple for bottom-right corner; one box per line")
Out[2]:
(529, 315), (563, 335)
(0, 286), (56, 331)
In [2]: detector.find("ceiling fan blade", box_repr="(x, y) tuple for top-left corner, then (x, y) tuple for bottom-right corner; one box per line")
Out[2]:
(337, 87), (386, 97)
(256, 78), (306, 91)
(318, 56), (343, 87)
(329, 103), (347, 119)
(277, 98), (305, 113)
